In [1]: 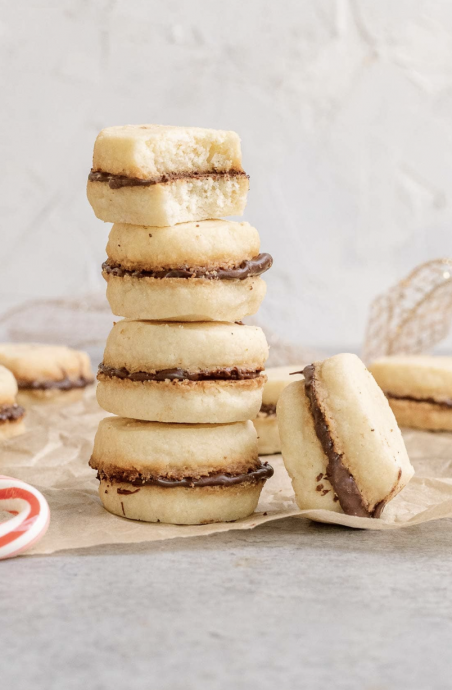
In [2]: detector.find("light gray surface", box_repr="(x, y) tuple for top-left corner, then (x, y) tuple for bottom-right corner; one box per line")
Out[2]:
(2, 516), (452, 690)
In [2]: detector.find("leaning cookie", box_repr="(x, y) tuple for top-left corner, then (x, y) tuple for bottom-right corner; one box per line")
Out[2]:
(87, 125), (249, 226)
(103, 220), (272, 321)
(90, 417), (273, 524)
(96, 320), (268, 423)
(0, 365), (25, 441)
(0, 344), (94, 403)
(253, 366), (304, 455)
(369, 355), (452, 431)
(277, 354), (414, 518)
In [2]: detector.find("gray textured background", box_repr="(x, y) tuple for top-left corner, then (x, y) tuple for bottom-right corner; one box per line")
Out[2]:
(3, 517), (452, 689)
(2, 0), (452, 349)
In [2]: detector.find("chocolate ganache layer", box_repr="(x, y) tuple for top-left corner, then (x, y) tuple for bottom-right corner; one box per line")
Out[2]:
(102, 253), (273, 281)
(98, 363), (263, 382)
(94, 462), (274, 489)
(387, 392), (452, 409)
(18, 376), (94, 391)
(258, 403), (277, 416)
(303, 365), (385, 518)
(0, 404), (25, 423)
(89, 169), (249, 190)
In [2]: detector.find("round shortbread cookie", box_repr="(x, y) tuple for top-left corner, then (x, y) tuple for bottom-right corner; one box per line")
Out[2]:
(254, 416), (281, 456)
(253, 366), (305, 455)
(105, 275), (267, 322)
(0, 343), (94, 392)
(277, 354), (414, 518)
(92, 417), (259, 478)
(97, 376), (265, 424)
(0, 365), (18, 405)
(102, 320), (268, 373)
(98, 480), (264, 525)
(388, 397), (452, 431)
(369, 355), (452, 401)
(87, 174), (249, 227)
(107, 220), (260, 270)
(90, 417), (273, 524)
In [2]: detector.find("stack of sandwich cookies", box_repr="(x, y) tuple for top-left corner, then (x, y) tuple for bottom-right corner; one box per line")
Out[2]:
(277, 354), (414, 518)
(90, 417), (273, 524)
(254, 366), (304, 455)
(0, 365), (25, 441)
(0, 344), (94, 404)
(87, 125), (249, 226)
(97, 320), (268, 423)
(88, 123), (273, 524)
(369, 355), (452, 431)
(103, 220), (271, 321)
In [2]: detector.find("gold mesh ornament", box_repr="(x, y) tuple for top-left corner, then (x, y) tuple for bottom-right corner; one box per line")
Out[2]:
(362, 259), (452, 363)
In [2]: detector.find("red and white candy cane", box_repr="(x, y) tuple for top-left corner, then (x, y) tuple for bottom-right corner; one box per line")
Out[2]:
(0, 475), (50, 559)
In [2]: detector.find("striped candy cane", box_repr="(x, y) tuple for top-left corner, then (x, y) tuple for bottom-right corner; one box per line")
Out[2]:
(0, 476), (50, 559)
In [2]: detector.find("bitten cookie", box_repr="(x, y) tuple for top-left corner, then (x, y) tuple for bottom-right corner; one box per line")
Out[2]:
(0, 343), (94, 403)
(103, 220), (272, 321)
(253, 365), (304, 455)
(87, 125), (249, 226)
(90, 417), (274, 524)
(369, 355), (452, 431)
(96, 320), (268, 423)
(277, 354), (414, 518)
(0, 365), (25, 441)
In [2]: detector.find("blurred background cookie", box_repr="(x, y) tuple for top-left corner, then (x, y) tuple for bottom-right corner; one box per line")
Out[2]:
(278, 353), (414, 518)
(253, 365), (304, 455)
(369, 355), (452, 431)
(0, 343), (94, 405)
(0, 365), (25, 441)
(90, 417), (273, 524)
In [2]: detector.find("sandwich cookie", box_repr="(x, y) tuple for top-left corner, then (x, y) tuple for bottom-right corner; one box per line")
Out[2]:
(97, 320), (268, 423)
(0, 365), (25, 441)
(103, 220), (272, 322)
(87, 125), (249, 226)
(277, 353), (414, 518)
(369, 355), (452, 431)
(0, 344), (94, 403)
(254, 366), (304, 455)
(90, 417), (274, 524)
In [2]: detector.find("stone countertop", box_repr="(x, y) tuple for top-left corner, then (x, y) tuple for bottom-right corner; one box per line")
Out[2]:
(2, 516), (452, 690)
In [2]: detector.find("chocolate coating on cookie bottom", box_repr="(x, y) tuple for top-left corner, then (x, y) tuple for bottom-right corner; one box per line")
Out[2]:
(303, 364), (383, 518)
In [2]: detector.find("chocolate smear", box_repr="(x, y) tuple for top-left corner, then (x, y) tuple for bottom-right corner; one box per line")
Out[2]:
(18, 376), (94, 391)
(0, 404), (25, 423)
(89, 169), (249, 190)
(102, 253), (273, 281)
(387, 392), (452, 409)
(98, 364), (263, 382)
(95, 462), (274, 489)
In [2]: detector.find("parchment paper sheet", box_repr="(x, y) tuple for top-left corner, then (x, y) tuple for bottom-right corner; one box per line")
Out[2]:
(2, 388), (452, 556)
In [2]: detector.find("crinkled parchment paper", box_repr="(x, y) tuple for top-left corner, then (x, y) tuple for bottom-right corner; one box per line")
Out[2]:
(1, 388), (452, 556)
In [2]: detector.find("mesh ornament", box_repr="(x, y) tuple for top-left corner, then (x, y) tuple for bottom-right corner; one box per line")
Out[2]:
(363, 259), (452, 363)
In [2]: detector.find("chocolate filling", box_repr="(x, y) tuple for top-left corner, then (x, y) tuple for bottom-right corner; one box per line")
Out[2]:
(258, 403), (277, 416)
(102, 253), (273, 281)
(304, 364), (383, 518)
(89, 169), (249, 190)
(98, 363), (263, 382)
(94, 461), (274, 489)
(0, 404), (25, 423)
(18, 376), (94, 391)
(387, 392), (452, 409)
